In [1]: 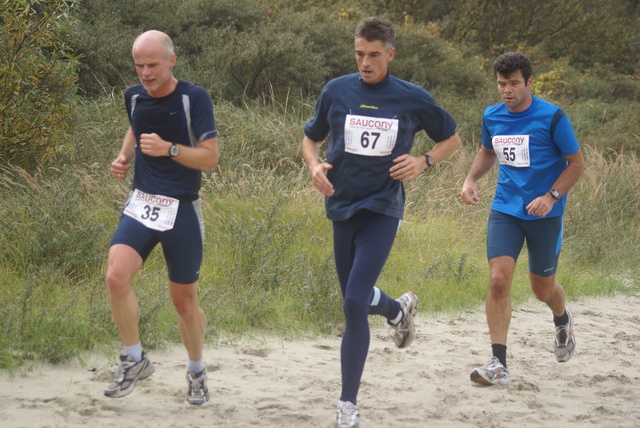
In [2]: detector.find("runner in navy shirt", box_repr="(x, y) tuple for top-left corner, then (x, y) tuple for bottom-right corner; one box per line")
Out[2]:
(461, 52), (584, 386)
(303, 17), (461, 428)
(106, 30), (218, 406)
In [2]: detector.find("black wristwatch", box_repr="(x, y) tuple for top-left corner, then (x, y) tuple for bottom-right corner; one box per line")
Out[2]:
(169, 144), (179, 157)
(423, 154), (433, 168)
(548, 189), (560, 200)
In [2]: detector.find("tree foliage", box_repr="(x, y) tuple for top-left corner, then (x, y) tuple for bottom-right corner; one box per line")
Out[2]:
(0, 0), (80, 168)
(442, 0), (640, 75)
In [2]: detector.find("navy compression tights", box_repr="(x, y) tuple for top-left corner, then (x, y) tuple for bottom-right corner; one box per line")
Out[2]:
(332, 210), (402, 404)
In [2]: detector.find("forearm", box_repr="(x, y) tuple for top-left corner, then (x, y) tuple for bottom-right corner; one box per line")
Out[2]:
(119, 127), (137, 163)
(170, 138), (218, 171)
(302, 136), (321, 170)
(549, 150), (585, 196)
(464, 147), (497, 184)
(427, 132), (462, 164)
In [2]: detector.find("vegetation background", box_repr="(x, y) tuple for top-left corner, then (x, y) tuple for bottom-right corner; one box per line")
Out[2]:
(1, 0), (638, 371)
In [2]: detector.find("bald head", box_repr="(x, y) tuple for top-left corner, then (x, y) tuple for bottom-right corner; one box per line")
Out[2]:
(132, 30), (175, 59)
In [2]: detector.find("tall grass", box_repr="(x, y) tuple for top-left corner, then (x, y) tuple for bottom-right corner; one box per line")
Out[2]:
(0, 92), (638, 371)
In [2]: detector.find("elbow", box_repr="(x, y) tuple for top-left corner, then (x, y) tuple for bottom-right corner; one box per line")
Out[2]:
(204, 157), (218, 171)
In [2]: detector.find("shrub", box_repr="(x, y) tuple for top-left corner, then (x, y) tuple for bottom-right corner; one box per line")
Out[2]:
(0, 0), (80, 168)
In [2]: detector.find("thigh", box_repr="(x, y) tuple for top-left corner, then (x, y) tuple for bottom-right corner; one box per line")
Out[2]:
(524, 215), (563, 276)
(333, 218), (356, 297)
(486, 210), (525, 262)
(345, 211), (399, 300)
(160, 199), (205, 284)
(110, 214), (159, 261)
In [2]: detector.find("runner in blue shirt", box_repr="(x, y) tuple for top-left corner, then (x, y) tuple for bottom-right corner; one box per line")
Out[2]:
(106, 30), (218, 405)
(303, 17), (461, 428)
(461, 52), (585, 385)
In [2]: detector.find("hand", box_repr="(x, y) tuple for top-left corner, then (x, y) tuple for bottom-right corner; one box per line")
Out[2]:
(461, 180), (480, 205)
(110, 154), (132, 181)
(389, 154), (423, 182)
(139, 133), (171, 157)
(526, 194), (555, 217)
(310, 162), (334, 196)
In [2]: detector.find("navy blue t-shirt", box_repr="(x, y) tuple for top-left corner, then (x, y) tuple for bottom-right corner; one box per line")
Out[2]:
(125, 80), (217, 198)
(304, 73), (457, 221)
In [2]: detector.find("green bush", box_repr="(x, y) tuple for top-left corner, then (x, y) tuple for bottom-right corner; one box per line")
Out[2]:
(0, 0), (80, 168)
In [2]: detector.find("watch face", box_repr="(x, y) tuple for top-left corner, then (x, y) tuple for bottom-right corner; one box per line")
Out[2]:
(550, 190), (560, 199)
(170, 145), (179, 157)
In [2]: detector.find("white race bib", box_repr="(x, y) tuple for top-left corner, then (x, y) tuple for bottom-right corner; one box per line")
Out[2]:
(123, 189), (179, 231)
(492, 135), (530, 167)
(344, 114), (399, 157)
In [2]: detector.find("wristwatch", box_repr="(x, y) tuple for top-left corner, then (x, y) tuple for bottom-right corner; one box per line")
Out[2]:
(548, 189), (560, 200)
(423, 154), (433, 168)
(169, 144), (179, 157)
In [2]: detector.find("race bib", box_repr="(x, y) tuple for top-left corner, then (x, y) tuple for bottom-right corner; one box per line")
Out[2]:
(344, 114), (399, 157)
(492, 135), (530, 167)
(123, 189), (179, 231)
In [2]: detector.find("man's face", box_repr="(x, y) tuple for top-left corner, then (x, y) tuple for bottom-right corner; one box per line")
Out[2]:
(133, 41), (176, 98)
(355, 38), (395, 84)
(496, 70), (533, 112)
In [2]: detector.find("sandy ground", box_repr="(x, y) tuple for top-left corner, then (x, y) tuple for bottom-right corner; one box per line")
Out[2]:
(1, 294), (639, 428)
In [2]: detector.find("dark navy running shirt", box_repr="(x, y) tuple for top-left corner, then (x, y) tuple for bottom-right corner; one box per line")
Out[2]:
(304, 73), (457, 221)
(125, 80), (217, 198)
(481, 96), (580, 220)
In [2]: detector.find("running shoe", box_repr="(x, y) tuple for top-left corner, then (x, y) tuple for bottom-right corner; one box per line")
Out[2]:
(393, 291), (419, 348)
(185, 369), (211, 406)
(554, 306), (576, 362)
(470, 356), (512, 385)
(335, 400), (359, 428)
(104, 352), (155, 397)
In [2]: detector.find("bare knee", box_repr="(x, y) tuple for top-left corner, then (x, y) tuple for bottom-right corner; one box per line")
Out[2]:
(530, 274), (557, 303)
(488, 271), (511, 300)
(170, 284), (200, 320)
(105, 245), (141, 297)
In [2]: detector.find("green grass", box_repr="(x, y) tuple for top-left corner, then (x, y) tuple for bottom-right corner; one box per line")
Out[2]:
(0, 93), (638, 372)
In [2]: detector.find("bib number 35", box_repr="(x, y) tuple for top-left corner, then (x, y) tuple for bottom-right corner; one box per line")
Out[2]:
(123, 189), (179, 231)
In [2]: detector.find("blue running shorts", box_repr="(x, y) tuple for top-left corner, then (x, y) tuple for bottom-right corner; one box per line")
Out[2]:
(486, 210), (563, 276)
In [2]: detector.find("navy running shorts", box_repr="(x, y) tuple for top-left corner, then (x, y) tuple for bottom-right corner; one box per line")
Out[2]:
(110, 198), (205, 284)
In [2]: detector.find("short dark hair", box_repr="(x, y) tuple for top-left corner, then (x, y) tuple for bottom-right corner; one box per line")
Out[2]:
(493, 52), (533, 83)
(355, 17), (395, 49)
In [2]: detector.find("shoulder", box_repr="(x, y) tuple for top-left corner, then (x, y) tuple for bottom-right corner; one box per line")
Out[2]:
(483, 102), (505, 117)
(531, 96), (562, 116)
(323, 73), (359, 92)
(124, 84), (144, 98)
(176, 80), (209, 97)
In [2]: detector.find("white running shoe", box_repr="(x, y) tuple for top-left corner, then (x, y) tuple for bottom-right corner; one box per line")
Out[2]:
(393, 291), (419, 348)
(554, 306), (576, 362)
(470, 356), (512, 385)
(185, 369), (211, 406)
(335, 400), (359, 428)
(104, 353), (155, 397)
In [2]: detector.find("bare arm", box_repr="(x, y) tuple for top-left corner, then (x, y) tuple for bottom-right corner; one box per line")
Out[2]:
(525, 149), (585, 217)
(302, 135), (334, 196)
(460, 146), (498, 205)
(139, 133), (218, 171)
(389, 132), (462, 182)
(110, 127), (137, 181)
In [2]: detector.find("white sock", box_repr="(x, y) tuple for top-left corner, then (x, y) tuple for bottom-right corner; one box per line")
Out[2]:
(124, 343), (143, 362)
(187, 358), (205, 374)
(389, 309), (404, 326)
